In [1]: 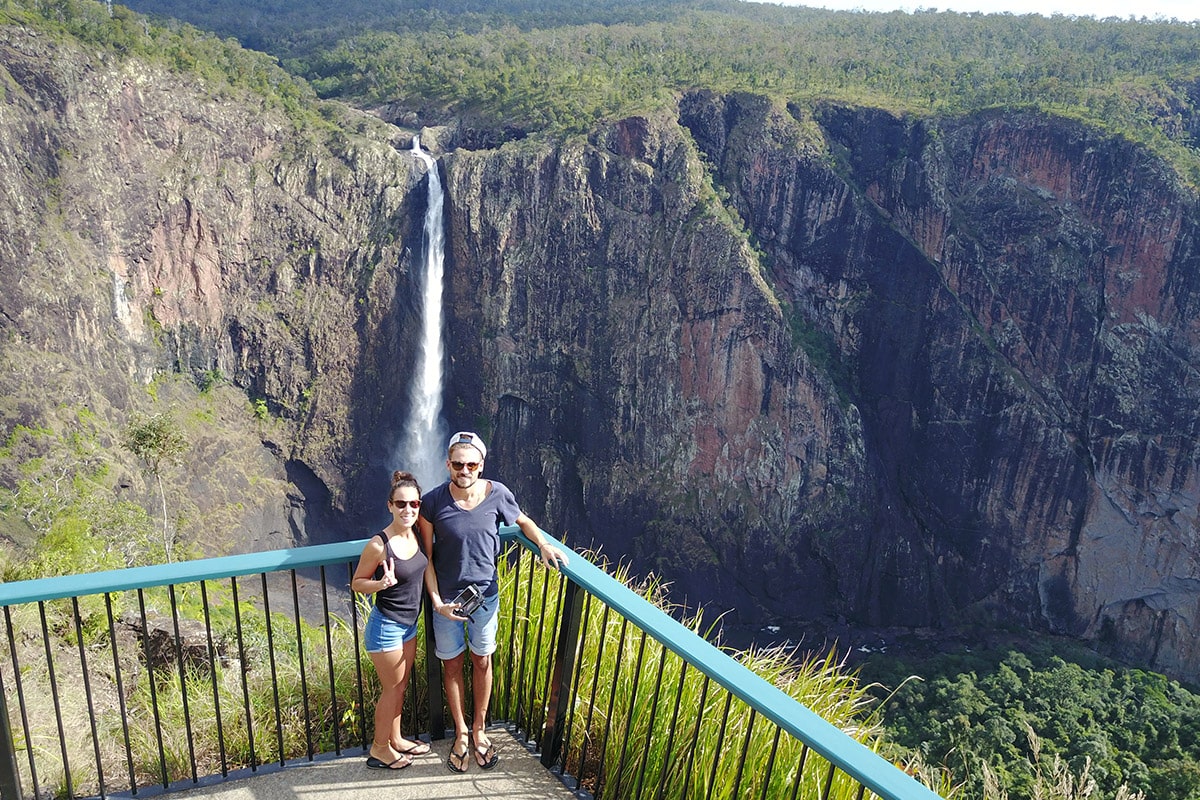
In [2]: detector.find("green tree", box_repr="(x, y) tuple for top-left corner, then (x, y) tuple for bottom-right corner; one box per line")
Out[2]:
(868, 645), (1200, 800)
(122, 412), (187, 562)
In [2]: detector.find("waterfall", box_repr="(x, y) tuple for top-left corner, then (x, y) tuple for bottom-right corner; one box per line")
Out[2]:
(398, 135), (447, 489)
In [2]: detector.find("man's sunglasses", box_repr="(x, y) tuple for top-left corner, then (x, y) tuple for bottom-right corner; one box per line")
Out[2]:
(450, 461), (481, 471)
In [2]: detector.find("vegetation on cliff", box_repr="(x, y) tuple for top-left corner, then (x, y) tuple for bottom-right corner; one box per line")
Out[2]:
(113, 0), (1200, 181)
(0, 376), (298, 581)
(0, 0), (314, 119)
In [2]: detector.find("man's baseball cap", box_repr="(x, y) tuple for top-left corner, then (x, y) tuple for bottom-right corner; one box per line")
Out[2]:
(448, 431), (487, 459)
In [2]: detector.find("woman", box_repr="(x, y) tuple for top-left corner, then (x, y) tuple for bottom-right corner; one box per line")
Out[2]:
(350, 470), (432, 770)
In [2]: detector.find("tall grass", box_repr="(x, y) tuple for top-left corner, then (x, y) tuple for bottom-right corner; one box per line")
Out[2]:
(491, 547), (954, 800)
(1, 572), (388, 798)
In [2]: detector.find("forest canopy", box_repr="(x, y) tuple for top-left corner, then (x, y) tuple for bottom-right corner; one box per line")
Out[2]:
(864, 646), (1200, 800)
(107, 0), (1200, 178)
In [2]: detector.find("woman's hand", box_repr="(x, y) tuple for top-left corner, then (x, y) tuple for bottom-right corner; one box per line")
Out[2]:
(379, 558), (396, 590)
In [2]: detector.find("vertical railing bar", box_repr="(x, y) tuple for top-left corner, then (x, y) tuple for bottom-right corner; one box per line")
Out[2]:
(534, 572), (565, 747)
(855, 782), (868, 800)
(416, 583), (440, 743)
(230, 577), (257, 771)
(3, 606), (37, 800)
(421, 600), (440, 741)
(595, 618), (633, 796)
(406, 601), (420, 747)
(652, 661), (689, 800)
(502, 544), (522, 724)
(103, 594), (137, 795)
(288, 570), (313, 760)
(318, 566), (341, 755)
(730, 708), (758, 799)
(515, 546), (537, 736)
(0, 645), (23, 800)
(198, 582), (228, 777)
(135, 589), (169, 789)
(610, 630), (649, 800)
(679, 674), (711, 800)
(558, 591), (593, 779)
(573, 603), (610, 793)
(759, 727), (784, 800)
(39, 601), (72, 798)
(349, 563), (372, 748)
(530, 566), (556, 743)
(703, 692), (735, 800)
(525, 563), (551, 739)
(70, 597), (105, 798)
(821, 761), (837, 800)
(592, 618), (629, 799)
(166, 585), (198, 783)
(259, 574), (284, 766)
(789, 743), (811, 800)
(632, 642), (670, 800)
(539, 579), (584, 770)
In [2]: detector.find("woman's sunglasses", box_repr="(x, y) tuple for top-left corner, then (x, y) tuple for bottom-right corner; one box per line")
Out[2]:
(390, 499), (421, 509)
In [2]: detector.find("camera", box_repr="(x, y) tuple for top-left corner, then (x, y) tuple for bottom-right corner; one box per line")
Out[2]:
(449, 584), (484, 621)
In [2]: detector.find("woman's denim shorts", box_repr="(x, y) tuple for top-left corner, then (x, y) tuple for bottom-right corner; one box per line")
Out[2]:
(364, 606), (418, 653)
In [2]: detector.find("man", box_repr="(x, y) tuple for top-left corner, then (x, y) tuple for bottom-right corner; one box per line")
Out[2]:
(418, 431), (568, 773)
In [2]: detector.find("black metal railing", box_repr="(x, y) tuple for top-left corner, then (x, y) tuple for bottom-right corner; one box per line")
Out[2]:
(0, 532), (946, 800)
(494, 533), (946, 800)
(0, 543), (390, 799)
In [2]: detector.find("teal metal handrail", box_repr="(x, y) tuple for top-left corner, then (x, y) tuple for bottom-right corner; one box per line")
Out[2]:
(0, 540), (364, 606)
(0, 530), (944, 800)
(529, 531), (941, 800)
(0, 540), (375, 800)
(504, 527), (943, 800)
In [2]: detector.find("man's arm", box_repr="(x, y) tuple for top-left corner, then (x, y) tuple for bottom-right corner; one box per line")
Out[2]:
(515, 512), (569, 569)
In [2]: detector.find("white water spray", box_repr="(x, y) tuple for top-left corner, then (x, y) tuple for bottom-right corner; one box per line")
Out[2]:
(399, 135), (447, 488)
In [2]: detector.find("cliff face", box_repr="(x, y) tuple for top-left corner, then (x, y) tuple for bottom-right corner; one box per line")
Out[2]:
(3, 23), (1199, 679)
(0, 25), (429, 549)
(797, 103), (1200, 675)
(437, 115), (871, 628)
(435, 94), (1200, 680)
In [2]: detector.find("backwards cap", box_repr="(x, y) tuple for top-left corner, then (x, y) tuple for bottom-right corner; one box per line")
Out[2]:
(448, 431), (487, 459)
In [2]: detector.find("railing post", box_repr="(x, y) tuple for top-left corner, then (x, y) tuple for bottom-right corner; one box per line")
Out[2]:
(540, 578), (584, 768)
(423, 601), (445, 739)
(0, 667), (20, 800)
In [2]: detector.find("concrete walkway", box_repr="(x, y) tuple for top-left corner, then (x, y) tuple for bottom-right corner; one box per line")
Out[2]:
(172, 728), (586, 800)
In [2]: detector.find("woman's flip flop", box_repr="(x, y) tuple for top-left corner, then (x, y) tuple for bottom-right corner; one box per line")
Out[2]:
(365, 754), (410, 770)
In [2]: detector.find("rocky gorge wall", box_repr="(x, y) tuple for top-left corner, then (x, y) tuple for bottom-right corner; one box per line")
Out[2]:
(3, 20), (1199, 681)
(431, 93), (1200, 681)
(0, 24), (430, 551)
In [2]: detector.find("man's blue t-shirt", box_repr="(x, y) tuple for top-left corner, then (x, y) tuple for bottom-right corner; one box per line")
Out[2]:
(420, 480), (522, 598)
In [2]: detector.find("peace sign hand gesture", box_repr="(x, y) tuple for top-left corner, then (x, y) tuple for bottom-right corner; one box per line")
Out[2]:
(379, 557), (397, 590)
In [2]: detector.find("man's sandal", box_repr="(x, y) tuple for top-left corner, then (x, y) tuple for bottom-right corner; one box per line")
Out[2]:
(446, 734), (470, 773)
(471, 733), (499, 770)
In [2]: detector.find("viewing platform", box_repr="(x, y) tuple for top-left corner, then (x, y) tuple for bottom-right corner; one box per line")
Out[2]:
(0, 529), (946, 800)
(166, 728), (580, 800)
